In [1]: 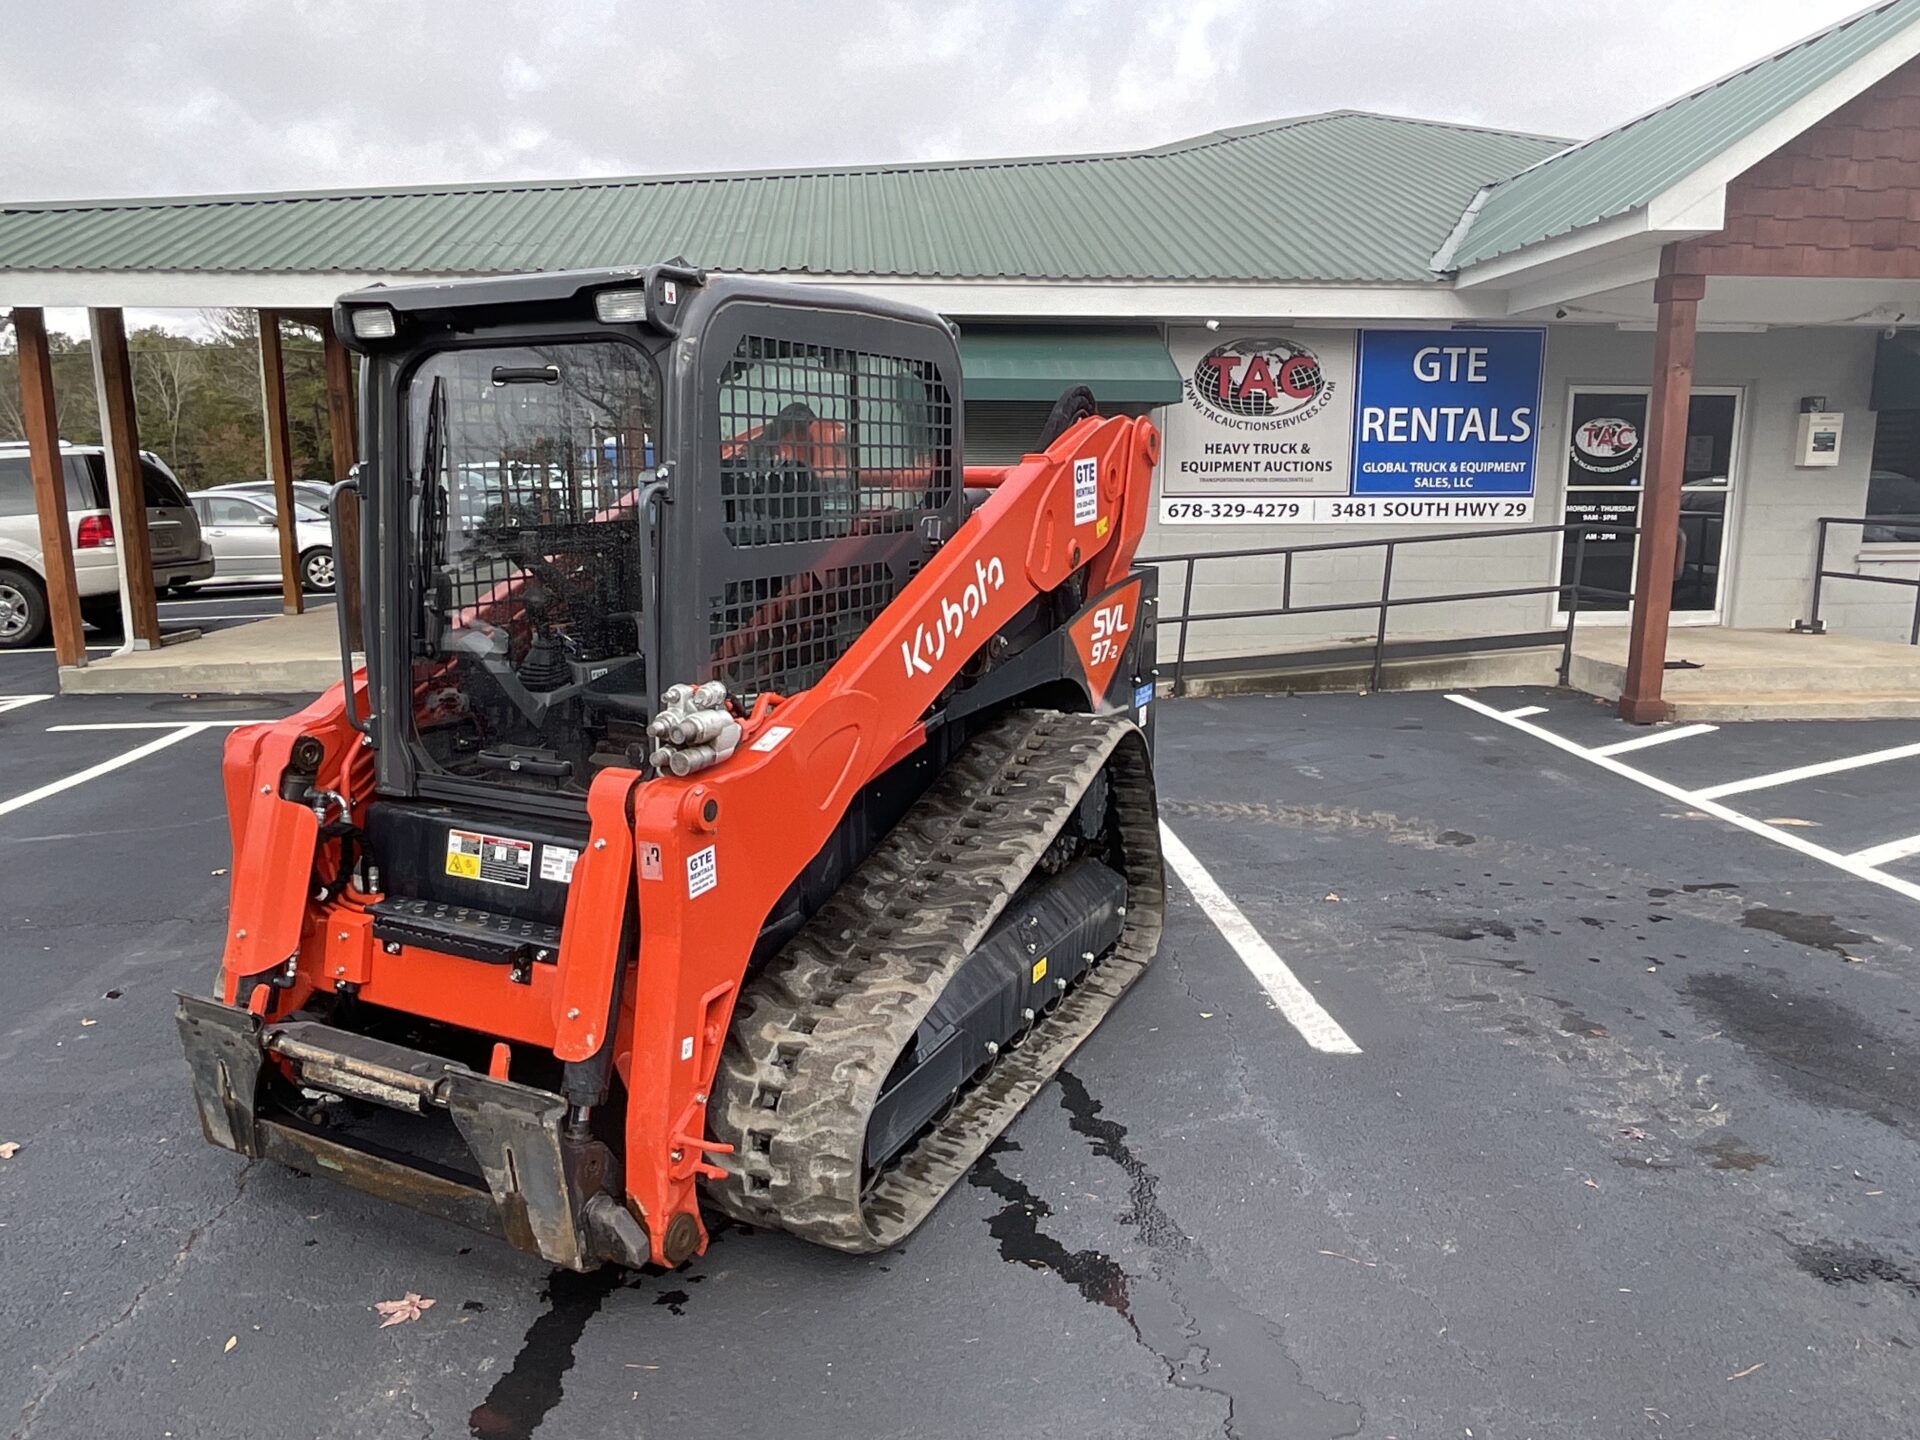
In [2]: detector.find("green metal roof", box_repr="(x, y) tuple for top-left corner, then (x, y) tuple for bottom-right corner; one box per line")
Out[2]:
(1445, 0), (1920, 269)
(957, 327), (1182, 404)
(0, 113), (1563, 286)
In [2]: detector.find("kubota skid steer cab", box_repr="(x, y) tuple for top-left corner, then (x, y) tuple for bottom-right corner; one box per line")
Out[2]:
(177, 264), (1165, 1270)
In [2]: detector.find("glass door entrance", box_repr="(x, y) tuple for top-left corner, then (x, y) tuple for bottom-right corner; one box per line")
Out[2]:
(1558, 387), (1741, 622)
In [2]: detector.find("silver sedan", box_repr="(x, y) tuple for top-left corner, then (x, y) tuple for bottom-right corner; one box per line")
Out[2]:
(188, 491), (337, 591)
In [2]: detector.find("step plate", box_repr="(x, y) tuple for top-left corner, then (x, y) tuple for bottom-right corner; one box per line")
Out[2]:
(370, 896), (561, 967)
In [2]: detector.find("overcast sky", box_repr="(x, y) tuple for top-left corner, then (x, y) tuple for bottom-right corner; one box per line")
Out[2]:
(0, 0), (1881, 334)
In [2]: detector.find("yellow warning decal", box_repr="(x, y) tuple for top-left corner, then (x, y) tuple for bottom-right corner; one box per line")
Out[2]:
(1095, 515), (1111, 539)
(444, 827), (534, 887)
(1031, 956), (1048, 984)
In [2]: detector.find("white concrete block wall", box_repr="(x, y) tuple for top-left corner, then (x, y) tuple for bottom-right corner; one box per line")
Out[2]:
(1819, 553), (1920, 642)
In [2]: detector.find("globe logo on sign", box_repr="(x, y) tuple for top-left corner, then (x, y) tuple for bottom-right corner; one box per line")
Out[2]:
(1191, 337), (1329, 421)
(1573, 416), (1642, 475)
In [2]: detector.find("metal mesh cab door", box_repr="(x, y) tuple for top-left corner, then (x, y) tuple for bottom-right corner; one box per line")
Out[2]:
(672, 300), (965, 704)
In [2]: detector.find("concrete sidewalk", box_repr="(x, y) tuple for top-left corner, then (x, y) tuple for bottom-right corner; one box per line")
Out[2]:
(58, 607), (347, 695)
(1568, 625), (1920, 720)
(1175, 624), (1920, 720)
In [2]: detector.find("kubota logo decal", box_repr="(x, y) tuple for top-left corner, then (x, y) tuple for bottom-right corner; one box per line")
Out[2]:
(901, 556), (1006, 677)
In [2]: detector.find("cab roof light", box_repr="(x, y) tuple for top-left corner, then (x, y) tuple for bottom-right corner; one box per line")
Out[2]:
(594, 288), (649, 324)
(349, 305), (397, 340)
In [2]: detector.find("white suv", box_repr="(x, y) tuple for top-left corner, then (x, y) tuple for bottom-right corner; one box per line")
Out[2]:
(0, 442), (214, 649)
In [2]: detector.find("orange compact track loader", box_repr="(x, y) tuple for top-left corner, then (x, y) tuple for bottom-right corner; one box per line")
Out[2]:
(177, 266), (1165, 1268)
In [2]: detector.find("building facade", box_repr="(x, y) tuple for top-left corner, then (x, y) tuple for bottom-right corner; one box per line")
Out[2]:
(8, 1), (1920, 711)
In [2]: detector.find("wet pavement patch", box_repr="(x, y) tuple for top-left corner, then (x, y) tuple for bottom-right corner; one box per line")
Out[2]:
(969, 1138), (1131, 1313)
(1694, 1135), (1771, 1170)
(1683, 973), (1917, 1129)
(467, 1267), (626, 1440)
(1740, 907), (1870, 959)
(1399, 919), (1516, 943)
(969, 1073), (1363, 1440)
(1791, 1242), (1920, 1297)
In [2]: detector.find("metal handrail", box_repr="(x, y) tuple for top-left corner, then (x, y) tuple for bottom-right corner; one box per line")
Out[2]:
(1140, 520), (1638, 695)
(1795, 515), (1920, 647)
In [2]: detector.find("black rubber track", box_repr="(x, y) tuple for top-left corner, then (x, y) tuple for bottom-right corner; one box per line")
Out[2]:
(704, 709), (1164, 1252)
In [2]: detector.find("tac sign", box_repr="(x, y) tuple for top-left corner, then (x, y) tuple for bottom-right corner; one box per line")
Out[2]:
(1190, 336), (1334, 424)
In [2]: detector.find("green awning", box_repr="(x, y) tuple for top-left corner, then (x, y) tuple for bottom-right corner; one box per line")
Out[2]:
(957, 327), (1183, 406)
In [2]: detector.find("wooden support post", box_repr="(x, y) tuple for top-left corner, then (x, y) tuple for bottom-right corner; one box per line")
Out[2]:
(320, 315), (363, 653)
(10, 308), (86, 667)
(89, 308), (163, 649)
(257, 309), (304, 616)
(1618, 251), (1706, 725)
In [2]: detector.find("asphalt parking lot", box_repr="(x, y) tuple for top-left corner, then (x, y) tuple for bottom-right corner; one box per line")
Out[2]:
(3, 678), (1918, 1439)
(0, 584), (336, 694)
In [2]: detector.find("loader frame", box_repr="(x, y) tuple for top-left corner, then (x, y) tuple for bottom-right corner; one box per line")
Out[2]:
(181, 269), (1161, 1268)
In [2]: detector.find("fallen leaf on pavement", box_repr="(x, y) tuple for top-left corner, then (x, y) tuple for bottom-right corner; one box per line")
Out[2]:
(376, 1293), (436, 1328)
(80, 1018), (97, 1027)
(1619, 1126), (1647, 1141)
(211, 868), (228, 876)
(1324, 892), (1341, 902)
(223, 1336), (237, 1353)
(0, 1142), (20, 1160)
(1727, 1362), (1764, 1380)
(1581, 1175), (1599, 1189)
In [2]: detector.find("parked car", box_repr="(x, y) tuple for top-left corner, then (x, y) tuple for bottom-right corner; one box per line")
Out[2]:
(204, 478), (335, 515)
(0, 441), (214, 649)
(188, 491), (336, 591)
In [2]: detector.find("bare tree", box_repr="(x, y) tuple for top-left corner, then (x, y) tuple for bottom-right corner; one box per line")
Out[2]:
(132, 335), (198, 462)
(0, 318), (26, 441)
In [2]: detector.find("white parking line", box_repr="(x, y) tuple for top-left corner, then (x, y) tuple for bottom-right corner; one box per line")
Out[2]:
(1849, 833), (1920, 868)
(48, 720), (262, 732)
(1500, 704), (1548, 718)
(1690, 740), (1920, 800)
(1447, 694), (1920, 906)
(0, 694), (53, 714)
(1158, 821), (1361, 1054)
(0, 723), (214, 820)
(1590, 723), (1719, 757)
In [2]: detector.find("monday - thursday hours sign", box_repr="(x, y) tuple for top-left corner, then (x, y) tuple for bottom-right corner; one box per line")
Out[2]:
(1157, 326), (1546, 524)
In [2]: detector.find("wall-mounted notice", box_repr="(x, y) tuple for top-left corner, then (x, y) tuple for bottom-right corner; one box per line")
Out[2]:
(1158, 326), (1546, 524)
(1159, 328), (1356, 523)
(1347, 327), (1545, 522)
